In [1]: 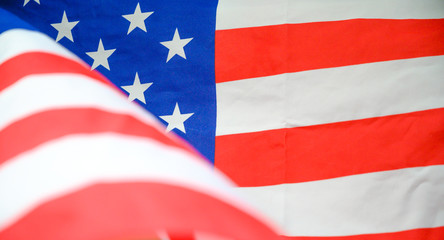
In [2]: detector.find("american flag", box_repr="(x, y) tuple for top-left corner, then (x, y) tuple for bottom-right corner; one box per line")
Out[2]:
(0, 3), (280, 240)
(2, 0), (444, 239)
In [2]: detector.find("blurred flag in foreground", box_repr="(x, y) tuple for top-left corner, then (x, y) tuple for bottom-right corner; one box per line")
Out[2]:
(0, 8), (280, 240)
(2, 0), (444, 239)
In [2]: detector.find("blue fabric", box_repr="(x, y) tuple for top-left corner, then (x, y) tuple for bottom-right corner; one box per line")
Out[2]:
(1, 0), (218, 162)
(0, 8), (35, 33)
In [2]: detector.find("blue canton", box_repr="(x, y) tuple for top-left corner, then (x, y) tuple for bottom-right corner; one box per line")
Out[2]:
(1, 0), (218, 162)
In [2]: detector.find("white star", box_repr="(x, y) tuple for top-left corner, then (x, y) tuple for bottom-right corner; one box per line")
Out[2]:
(85, 39), (116, 70)
(121, 72), (152, 104)
(160, 28), (193, 62)
(159, 103), (194, 133)
(23, 0), (39, 7)
(122, 3), (153, 35)
(50, 11), (79, 42)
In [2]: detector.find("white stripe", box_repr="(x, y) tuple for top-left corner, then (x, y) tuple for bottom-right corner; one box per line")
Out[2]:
(0, 73), (161, 131)
(0, 134), (275, 232)
(216, 0), (444, 30)
(0, 29), (80, 65)
(216, 55), (444, 136)
(237, 165), (444, 236)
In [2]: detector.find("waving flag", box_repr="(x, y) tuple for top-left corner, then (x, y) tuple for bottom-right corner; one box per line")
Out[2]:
(0, 6), (280, 240)
(2, 0), (444, 239)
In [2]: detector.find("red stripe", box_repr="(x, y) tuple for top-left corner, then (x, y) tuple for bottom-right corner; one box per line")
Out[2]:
(0, 182), (279, 240)
(280, 227), (444, 240)
(215, 19), (444, 83)
(0, 52), (113, 92)
(215, 108), (444, 187)
(0, 108), (196, 165)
